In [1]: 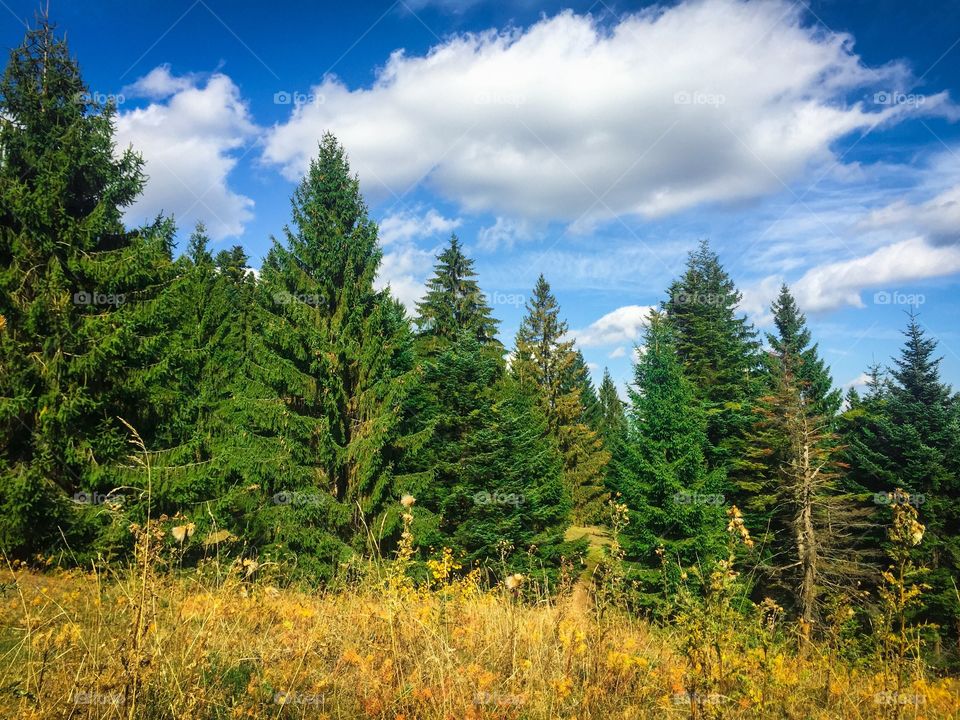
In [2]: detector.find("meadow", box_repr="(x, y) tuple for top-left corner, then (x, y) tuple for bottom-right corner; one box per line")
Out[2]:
(2, 508), (958, 720)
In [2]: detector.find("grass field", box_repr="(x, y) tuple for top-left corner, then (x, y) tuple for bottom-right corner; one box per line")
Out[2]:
(1, 548), (958, 720)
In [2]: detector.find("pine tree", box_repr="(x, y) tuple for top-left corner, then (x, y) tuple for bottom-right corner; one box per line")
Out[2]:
(615, 311), (725, 605)
(664, 240), (761, 476)
(0, 18), (175, 556)
(513, 275), (608, 524)
(767, 284), (842, 420)
(414, 234), (500, 352)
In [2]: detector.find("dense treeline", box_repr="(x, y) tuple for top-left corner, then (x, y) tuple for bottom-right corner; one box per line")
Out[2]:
(2, 21), (959, 663)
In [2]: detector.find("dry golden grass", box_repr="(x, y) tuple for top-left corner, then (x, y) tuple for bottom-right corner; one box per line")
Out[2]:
(1, 552), (958, 720)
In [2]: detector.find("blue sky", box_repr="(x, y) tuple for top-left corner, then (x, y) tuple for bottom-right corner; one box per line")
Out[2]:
(4, 0), (960, 394)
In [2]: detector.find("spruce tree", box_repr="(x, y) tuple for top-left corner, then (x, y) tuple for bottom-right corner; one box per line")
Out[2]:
(252, 133), (421, 575)
(884, 313), (960, 647)
(597, 368), (627, 449)
(768, 284), (842, 420)
(745, 347), (861, 628)
(414, 234), (500, 351)
(513, 275), (608, 524)
(664, 240), (761, 477)
(404, 334), (569, 573)
(0, 18), (175, 556)
(615, 311), (725, 606)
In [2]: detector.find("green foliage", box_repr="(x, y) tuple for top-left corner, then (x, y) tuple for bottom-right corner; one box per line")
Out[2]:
(614, 311), (726, 605)
(664, 240), (762, 477)
(513, 275), (609, 524)
(414, 234), (500, 352)
(0, 18), (175, 556)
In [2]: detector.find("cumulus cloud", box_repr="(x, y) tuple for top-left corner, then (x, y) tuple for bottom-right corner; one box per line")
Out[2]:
(262, 0), (953, 225)
(374, 207), (460, 310)
(792, 237), (960, 312)
(115, 69), (257, 240)
(570, 304), (654, 347)
(378, 207), (461, 246)
(122, 64), (196, 100)
(375, 243), (435, 311)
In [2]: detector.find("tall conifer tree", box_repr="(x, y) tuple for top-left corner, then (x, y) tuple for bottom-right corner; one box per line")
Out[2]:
(0, 18), (175, 555)
(513, 275), (608, 523)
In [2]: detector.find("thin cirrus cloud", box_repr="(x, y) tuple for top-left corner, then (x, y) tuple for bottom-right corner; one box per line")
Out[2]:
(261, 0), (954, 227)
(738, 172), (960, 317)
(115, 66), (257, 241)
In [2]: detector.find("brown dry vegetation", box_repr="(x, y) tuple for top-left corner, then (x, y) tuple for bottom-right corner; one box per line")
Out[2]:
(1, 544), (958, 720)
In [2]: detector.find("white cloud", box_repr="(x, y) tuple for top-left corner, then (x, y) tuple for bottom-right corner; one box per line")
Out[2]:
(858, 184), (960, 246)
(477, 216), (536, 250)
(843, 371), (871, 390)
(123, 65), (195, 100)
(739, 275), (785, 328)
(374, 207), (460, 311)
(378, 207), (461, 246)
(262, 0), (953, 226)
(792, 236), (960, 312)
(374, 243), (434, 311)
(115, 70), (257, 240)
(570, 304), (654, 347)
(608, 346), (627, 359)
